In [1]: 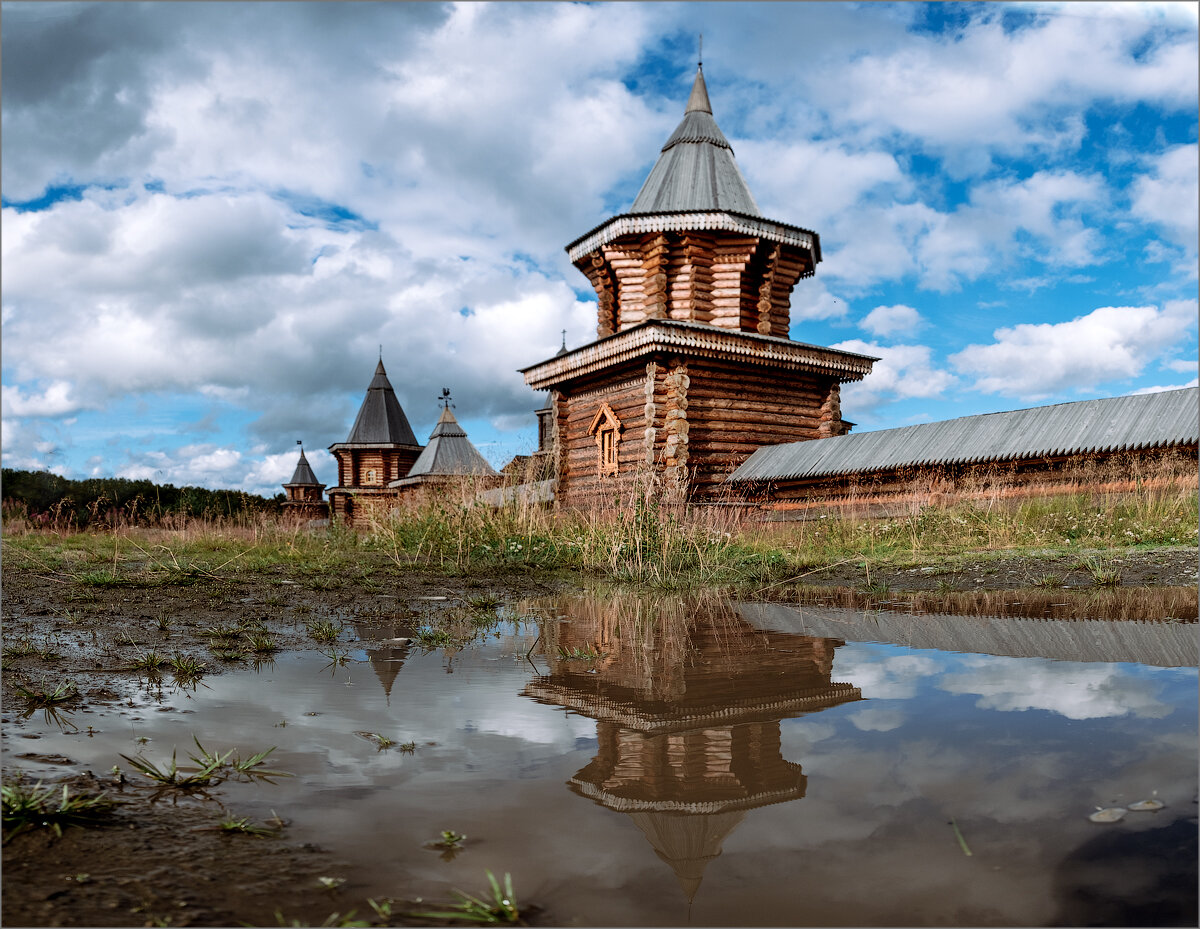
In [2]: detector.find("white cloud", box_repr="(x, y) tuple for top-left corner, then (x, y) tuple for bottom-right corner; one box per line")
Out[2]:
(860, 304), (923, 338)
(1130, 379), (1199, 396)
(949, 300), (1198, 398)
(2, 381), (86, 418)
(832, 339), (957, 412)
(938, 655), (1175, 721)
(1130, 144), (1200, 247)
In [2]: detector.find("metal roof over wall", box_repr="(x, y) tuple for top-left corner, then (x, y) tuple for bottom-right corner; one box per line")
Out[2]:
(728, 387), (1199, 484)
(737, 603), (1198, 668)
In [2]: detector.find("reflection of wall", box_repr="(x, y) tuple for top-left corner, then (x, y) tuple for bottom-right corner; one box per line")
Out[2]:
(522, 593), (861, 902)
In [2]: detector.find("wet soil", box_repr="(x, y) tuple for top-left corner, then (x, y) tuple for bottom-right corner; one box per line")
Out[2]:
(2, 547), (1195, 927)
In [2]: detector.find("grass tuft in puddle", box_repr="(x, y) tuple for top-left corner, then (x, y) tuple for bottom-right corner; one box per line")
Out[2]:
(121, 737), (291, 788)
(409, 870), (524, 925)
(2, 780), (118, 843)
(14, 679), (78, 708)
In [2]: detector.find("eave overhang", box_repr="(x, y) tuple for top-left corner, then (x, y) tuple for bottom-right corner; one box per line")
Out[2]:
(565, 209), (822, 266)
(521, 319), (877, 391)
(327, 442), (424, 452)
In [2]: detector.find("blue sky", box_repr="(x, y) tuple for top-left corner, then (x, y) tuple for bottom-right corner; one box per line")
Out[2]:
(2, 1), (1197, 496)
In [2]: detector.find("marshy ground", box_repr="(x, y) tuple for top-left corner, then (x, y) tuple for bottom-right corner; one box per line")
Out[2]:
(2, 511), (1196, 926)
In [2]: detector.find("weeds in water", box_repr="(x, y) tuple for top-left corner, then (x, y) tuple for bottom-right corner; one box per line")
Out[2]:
(467, 593), (501, 611)
(155, 613), (172, 632)
(215, 816), (278, 837)
(246, 633), (278, 654)
(2, 780), (118, 843)
(127, 649), (169, 674)
(168, 653), (206, 680)
(409, 870), (523, 925)
(120, 748), (225, 788)
(398, 741), (416, 753)
(555, 644), (605, 661)
(355, 732), (395, 750)
(14, 679), (78, 708)
(1031, 573), (1062, 588)
(413, 627), (454, 649)
(433, 829), (466, 848)
(2, 639), (39, 659)
(227, 746), (292, 782)
(212, 647), (247, 662)
(306, 619), (343, 644)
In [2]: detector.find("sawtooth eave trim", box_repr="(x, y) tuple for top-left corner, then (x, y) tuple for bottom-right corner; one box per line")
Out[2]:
(565, 210), (822, 265)
(521, 319), (877, 390)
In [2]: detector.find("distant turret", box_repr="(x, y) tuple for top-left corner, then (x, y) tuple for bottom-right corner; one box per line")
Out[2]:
(327, 359), (425, 525)
(282, 445), (328, 519)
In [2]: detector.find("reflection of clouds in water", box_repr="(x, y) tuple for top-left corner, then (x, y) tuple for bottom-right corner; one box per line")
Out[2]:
(847, 706), (906, 732)
(938, 656), (1174, 720)
(778, 719), (837, 756)
(832, 646), (940, 700)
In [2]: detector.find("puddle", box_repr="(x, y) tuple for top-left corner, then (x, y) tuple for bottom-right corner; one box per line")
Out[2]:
(5, 592), (1196, 926)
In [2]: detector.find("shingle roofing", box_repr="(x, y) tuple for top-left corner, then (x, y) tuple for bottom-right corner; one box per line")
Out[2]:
(629, 66), (761, 216)
(401, 406), (496, 479)
(341, 361), (420, 446)
(284, 449), (321, 486)
(728, 387), (1199, 483)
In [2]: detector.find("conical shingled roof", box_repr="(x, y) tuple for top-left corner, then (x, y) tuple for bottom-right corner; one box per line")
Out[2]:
(630, 66), (761, 216)
(285, 449), (321, 486)
(343, 361), (420, 446)
(404, 406), (497, 478)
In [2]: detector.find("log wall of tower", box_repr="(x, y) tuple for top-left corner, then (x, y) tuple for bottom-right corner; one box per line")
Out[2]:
(578, 233), (814, 338)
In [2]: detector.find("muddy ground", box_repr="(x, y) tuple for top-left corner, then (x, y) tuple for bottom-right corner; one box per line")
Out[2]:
(2, 548), (1196, 927)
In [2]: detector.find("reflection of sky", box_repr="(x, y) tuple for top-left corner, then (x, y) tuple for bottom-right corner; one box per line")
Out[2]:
(13, 624), (1197, 928)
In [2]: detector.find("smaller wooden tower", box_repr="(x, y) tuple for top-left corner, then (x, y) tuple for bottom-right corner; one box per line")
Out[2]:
(327, 359), (424, 524)
(281, 444), (328, 518)
(390, 390), (499, 498)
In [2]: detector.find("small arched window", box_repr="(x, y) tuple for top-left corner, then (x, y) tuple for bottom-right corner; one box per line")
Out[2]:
(588, 403), (623, 477)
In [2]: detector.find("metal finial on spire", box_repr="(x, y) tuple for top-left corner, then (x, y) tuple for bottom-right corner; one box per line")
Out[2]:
(561, 329), (567, 350)
(698, 33), (702, 68)
(379, 344), (383, 361)
(439, 387), (454, 410)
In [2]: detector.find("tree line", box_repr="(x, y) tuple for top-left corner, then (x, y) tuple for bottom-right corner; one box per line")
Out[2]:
(2, 468), (282, 528)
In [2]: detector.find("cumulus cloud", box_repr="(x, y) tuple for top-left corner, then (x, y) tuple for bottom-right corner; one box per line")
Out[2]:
(938, 655), (1175, 721)
(1130, 144), (1200, 247)
(949, 300), (1197, 398)
(832, 339), (957, 412)
(860, 304), (923, 339)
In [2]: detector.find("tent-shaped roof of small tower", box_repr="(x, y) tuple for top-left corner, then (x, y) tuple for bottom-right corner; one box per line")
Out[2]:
(629, 65), (761, 216)
(403, 406), (497, 478)
(285, 448), (322, 486)
(341, 361), (420, 446)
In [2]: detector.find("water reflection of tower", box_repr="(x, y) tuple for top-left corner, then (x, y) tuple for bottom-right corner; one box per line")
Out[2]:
(522, 594), (862, 903)
(350, 616), (416, 702)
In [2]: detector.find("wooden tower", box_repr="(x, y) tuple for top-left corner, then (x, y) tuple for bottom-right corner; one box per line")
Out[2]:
(326, 360), (424, 524)
(281, 445), (328, 518)
(522, 65), (876, 505)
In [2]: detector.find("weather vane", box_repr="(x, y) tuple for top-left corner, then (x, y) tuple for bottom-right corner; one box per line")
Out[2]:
(699, 33), (702, 68)
(561, 329), (567, 351)
(439, 387), (454, 410)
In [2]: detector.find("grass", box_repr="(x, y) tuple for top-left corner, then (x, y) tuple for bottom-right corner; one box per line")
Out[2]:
(3, 457), (1195, 593)
(13, 679), (78, 708)
(120, 738), (291, 788)
(2, 780), (118, 843)
(409, 871), (523, 925)
(215, 816), (278, 837)
(306, 619), (343, 644)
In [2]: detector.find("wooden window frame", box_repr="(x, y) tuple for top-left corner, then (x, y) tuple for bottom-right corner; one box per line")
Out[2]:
(588, 402), (623, 477)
